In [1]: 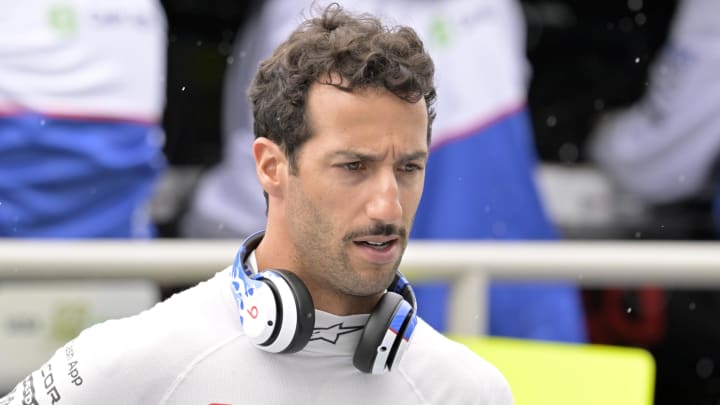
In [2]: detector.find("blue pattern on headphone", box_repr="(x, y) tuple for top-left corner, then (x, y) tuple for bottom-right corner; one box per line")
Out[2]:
(390, 273), (417, 312)
(230, 231), (266, 326)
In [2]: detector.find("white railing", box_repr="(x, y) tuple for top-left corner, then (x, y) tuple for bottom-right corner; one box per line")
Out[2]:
(2, 239), (720, 335)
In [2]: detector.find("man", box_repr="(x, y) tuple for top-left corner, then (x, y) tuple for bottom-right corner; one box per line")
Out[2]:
(183, 0), (585, 341)
(0, 4), (512, 404)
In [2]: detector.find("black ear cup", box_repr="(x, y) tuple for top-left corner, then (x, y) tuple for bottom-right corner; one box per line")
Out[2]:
(270, 269), (316, 353)
(352, 292), (406, 373)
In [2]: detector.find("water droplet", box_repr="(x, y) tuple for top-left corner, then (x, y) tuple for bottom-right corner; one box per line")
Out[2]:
(181, 86), (186, 91)
(635, 13), (647, 26)
(226, 56), (234, 65)
(627, 0), (643, 12)
(558, 143), (579, 163)
(593, 99), (605, 111)
(634, 231), (642, 238)
(634, 57), (640, 64)
(217, 42), (232, 56)
(492, 221), (507, 236)
(626, 307), (633, 314)
(619, 18), (633, 33)
(546, 115), (557, 127)
(696, 357), (714, 379)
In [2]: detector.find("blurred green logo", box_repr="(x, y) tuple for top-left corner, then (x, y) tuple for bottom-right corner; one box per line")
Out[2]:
(50, 301), (88, 342)
(429, 16), (451, 48)
(48, 4), (78, 35)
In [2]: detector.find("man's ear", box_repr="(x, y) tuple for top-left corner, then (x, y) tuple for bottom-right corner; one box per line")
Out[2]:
(253, 137), (287, 199)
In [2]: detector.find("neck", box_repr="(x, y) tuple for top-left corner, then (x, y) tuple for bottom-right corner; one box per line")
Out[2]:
(255, 225), (381, 316)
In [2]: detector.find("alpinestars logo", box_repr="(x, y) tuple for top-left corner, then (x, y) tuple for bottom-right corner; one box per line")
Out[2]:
(310, 323), (363, 344)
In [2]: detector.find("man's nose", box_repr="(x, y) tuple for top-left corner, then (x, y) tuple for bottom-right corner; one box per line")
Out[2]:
(365, 170), (403, 223)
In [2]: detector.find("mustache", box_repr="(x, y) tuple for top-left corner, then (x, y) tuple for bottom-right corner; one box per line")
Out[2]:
(343, 222), (407, 241)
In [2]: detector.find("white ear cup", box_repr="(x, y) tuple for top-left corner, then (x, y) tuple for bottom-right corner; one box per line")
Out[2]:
(237, 278), (279, 346)
(369, 300), (414, 374)
(257, 271), (301, 353)
(388, 310), (417, 371)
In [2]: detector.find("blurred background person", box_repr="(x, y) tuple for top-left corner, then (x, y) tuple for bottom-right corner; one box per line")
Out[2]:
(589, 0), (720, 235)
(587, 0), (720, 403)
(0, 0), (168, 390)
(0, 0), (168, 238)
(181, 0), (586, 342)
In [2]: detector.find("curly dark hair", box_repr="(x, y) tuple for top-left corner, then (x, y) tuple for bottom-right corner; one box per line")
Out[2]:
(248, 2), (437, 173)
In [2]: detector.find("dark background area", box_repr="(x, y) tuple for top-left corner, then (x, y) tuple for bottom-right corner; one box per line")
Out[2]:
(523, 0), (678, 163)
(160, 0), (259, 166)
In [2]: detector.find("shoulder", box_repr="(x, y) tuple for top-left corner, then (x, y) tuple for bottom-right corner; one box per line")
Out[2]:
(398, 319), (514, 405)
(83, 267), (242, 373)
(1, 268), (243, 405)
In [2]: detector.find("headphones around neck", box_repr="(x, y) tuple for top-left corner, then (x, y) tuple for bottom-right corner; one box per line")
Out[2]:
(230, 230), (418, 374)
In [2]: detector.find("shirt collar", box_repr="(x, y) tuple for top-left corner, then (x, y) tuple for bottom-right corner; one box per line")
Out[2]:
(244, 250), (369, 356)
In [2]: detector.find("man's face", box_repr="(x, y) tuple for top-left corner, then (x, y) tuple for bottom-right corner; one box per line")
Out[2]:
(286, 83), (428, 299)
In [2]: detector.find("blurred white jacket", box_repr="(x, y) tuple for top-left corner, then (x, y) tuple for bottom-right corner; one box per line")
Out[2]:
(589, 0), (720, 203)
(0, 0), (166, 122)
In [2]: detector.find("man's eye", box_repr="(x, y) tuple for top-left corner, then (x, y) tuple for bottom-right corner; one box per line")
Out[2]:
(343, 162), (364, 171)
(401, 163), (423, 173)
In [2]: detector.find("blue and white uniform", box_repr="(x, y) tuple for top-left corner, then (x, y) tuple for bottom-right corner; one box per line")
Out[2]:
(0, 0), (167, 238)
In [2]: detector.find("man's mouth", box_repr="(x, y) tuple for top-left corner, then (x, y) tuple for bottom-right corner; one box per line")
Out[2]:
(353, 238), (398, 250)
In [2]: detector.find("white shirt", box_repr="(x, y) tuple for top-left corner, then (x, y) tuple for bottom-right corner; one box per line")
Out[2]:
(0, 267), (512, 405)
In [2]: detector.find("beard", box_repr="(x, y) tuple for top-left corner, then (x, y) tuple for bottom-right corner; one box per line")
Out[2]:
(285, 183), (406, 297)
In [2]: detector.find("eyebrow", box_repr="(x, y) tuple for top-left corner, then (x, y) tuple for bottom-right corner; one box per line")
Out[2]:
(329, 150), (428, 162)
